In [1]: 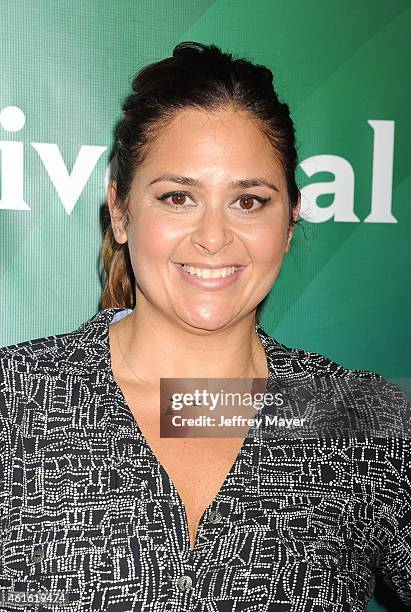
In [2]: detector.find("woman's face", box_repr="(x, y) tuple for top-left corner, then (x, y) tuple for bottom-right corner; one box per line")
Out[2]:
(109, 107), (300, 331)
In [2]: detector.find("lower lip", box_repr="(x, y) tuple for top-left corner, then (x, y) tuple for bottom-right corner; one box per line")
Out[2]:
(172, 263), (245, 289)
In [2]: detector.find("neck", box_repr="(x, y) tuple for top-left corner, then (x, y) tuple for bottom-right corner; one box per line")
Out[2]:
(109, 303), (267, 385)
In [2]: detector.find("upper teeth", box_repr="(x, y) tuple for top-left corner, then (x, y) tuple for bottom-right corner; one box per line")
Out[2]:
(181, 265), (238, 278)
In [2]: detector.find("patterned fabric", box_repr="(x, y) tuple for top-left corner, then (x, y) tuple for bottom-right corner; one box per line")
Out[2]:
(0, 307), (410, 612)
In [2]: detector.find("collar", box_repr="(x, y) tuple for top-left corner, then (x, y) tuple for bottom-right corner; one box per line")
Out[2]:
(56, 307), (297, 381)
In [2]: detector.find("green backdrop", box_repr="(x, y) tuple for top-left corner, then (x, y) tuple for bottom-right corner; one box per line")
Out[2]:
(1, 2), (410, 610)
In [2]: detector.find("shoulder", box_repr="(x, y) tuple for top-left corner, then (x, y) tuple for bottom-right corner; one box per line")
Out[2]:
(256, 323), (411, 438)
(0, 327), (76, 426)
(0, 308), (119, 378)
(256, 321), (382, 379)
(0, 308), (122, 424)
(0, 330), (73, 368)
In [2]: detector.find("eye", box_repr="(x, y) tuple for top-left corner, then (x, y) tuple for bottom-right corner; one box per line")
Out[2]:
(157, 191), (194, 209)
(156, 191), (271, 213)
(232, 194), (271, 214)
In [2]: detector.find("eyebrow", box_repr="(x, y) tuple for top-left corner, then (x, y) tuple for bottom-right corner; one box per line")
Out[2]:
(148, 174), (279, 192)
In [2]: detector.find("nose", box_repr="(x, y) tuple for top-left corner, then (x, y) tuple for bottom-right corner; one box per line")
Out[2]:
(190, 205), (233, 255)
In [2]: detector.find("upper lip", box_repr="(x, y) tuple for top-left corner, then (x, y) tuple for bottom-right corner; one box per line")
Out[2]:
(174, 262), (245, 269)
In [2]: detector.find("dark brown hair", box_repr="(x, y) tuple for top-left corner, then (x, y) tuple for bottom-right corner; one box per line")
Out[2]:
(100, 41), (301, 323)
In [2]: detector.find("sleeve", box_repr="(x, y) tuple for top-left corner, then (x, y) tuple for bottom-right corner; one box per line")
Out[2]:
(376, 377), (411, 605)
(0, 357), (11, 534)
(377, 447), (411, 604)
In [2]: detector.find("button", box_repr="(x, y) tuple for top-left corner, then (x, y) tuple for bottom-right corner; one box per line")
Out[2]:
(31, 547), (44, 563)
(209, 510), (223, 524)
(177, 575), (193, 591)
(29, 581), (40, 589)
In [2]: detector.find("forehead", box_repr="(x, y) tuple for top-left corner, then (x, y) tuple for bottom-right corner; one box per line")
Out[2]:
(137, 107), (284, 184)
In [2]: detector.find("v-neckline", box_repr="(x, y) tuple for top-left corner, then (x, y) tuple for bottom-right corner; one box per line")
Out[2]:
(104, 307), (275, 554)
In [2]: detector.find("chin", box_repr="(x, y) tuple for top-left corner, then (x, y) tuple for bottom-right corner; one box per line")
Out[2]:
(178, 309), (234, 332)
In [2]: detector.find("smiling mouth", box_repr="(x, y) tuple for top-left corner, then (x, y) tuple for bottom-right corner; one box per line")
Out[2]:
(177, 263), (241, 279)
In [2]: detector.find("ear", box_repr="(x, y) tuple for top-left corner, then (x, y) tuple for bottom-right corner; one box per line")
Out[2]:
(285, 194), (301, 253)
(107, 180), (128, 244)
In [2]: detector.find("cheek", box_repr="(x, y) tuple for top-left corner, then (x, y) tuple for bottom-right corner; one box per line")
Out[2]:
(248, 225), (288, 266)
(131, 215), (179, 261)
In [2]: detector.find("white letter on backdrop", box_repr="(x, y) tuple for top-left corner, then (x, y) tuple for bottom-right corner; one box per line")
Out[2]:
(31, 143), (107, 215)
(364, 120), (396, 223)
(0, 106), (30, 210)
(299, 154), (359, 223)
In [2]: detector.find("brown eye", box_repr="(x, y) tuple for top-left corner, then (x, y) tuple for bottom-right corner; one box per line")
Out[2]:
(239, 195), (255, 210)
(157, 191), (195, 209)
(171, 193), (186, 206)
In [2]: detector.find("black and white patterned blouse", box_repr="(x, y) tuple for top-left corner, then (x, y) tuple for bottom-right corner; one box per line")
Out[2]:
(0, 307), (410, 612)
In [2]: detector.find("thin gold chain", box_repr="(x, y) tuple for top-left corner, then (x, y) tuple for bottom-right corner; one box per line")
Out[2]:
(115, 322), (259, 393)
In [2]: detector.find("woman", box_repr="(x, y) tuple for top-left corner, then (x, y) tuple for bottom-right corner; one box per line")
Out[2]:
(1, 42), (410, 612)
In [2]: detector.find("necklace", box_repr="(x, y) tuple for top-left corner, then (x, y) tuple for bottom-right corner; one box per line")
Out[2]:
(114, 323), (263, 433)
(114, 321), (259, 393)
